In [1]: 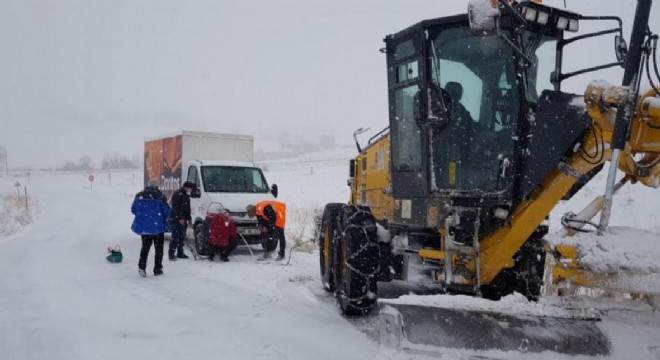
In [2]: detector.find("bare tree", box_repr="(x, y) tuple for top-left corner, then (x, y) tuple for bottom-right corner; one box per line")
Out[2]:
(78, 157), (94, 170)
(101, 152), (140, 170)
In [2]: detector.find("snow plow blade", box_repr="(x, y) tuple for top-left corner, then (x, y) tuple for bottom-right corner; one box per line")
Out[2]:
(379, 303), (610, 356)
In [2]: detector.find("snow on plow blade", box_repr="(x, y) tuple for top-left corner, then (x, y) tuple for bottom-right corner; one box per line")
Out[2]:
(379, 303), (610, 356)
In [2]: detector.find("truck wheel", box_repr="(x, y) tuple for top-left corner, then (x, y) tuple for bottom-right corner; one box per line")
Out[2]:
(319, 203), (344, 292)
(336, 205), (380, 317)
(193, 222), (202, 239)
(194, 224), (209, 256)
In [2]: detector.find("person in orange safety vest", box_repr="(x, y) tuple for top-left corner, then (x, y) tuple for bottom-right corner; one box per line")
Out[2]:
(247, 200), (286, 261)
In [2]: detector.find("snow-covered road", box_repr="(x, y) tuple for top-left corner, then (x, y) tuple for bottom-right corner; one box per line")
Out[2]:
(0, 171), (379, 360)
(2, 161), (660, 360)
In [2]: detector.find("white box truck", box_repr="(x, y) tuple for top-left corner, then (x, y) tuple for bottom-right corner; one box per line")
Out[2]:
(144, 131), (277, 250)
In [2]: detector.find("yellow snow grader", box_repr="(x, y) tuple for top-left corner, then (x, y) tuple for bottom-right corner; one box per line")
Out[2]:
(317, 0), (660, 355)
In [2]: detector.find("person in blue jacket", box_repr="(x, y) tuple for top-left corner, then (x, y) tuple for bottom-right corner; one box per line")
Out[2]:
(131, 180), (171, 277)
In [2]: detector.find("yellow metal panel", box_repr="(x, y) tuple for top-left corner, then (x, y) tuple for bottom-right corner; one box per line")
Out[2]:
(628, 90), (660, 153)
(419, 248), (445, 261)
(351, 135), (394, 223)
(552, 265), (589, 286)
(555, 244), (578, 260)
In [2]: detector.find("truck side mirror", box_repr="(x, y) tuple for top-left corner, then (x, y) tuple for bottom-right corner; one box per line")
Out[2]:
(190, 187), (201, 198)
(271, 184), (278, 198)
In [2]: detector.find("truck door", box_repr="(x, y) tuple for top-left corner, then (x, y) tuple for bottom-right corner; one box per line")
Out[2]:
(385, 32), (427, 200)
(385, 30), (431, 226)
(186, 165), (204, 221)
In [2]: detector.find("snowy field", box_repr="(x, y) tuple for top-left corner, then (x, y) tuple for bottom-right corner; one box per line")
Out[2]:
(1, 151), (660, 360)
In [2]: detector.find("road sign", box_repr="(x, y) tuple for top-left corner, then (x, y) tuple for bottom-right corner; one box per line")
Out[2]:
(89, 174), (95, 182)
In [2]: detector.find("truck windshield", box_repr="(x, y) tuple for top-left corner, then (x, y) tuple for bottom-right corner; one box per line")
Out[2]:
(201, 166), (269, 193)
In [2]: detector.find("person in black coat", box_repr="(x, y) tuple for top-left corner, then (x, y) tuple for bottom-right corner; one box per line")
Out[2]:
(168, 181), (195, 260)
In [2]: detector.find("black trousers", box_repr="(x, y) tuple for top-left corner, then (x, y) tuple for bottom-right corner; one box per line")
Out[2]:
(139, 234), (164, 271)
(169, 221), (186, 255)
(265, 227), (286, 256)
(276, 227), (286, 256)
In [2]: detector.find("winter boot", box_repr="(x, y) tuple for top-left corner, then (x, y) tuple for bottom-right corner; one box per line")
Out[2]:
(169, 251), (177, 261)
(208, 254), (215, 262)
(139, 269), (147, 278)
(276, 253), (285, 261)
(177, 250), (189, 259)
(257, 251), (273, 261)
(154, 268), (163, 276)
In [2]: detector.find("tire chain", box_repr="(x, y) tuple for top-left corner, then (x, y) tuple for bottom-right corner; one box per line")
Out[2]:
(340, 207), (381, 306)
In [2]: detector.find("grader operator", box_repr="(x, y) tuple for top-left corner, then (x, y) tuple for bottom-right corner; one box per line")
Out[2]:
(317, 0), (660, 355)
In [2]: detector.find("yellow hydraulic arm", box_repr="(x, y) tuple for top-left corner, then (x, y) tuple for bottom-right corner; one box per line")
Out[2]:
(482, 84), (660, 286)
(418, 83), (660, 288)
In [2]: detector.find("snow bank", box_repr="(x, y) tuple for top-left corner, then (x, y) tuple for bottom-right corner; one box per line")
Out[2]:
(0, 192), (39, 238)
(547, 226), (660, 273)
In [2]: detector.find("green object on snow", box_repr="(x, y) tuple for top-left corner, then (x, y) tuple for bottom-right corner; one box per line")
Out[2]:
(106, 246), (123, 263)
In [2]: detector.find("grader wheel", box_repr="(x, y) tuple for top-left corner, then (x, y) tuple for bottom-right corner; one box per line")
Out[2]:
(512, 234), (547, 301)
(481, 233), (546, 301)
(335, 205), (381, 316)
(318, 203), (343, 292)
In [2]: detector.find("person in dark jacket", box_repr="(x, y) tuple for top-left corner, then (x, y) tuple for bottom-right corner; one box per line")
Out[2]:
(131, 180), (171, 277)
(169, 181), (195, 260)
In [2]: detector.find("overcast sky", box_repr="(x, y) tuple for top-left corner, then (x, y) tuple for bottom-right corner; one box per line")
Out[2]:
(0, 0), (657, 168)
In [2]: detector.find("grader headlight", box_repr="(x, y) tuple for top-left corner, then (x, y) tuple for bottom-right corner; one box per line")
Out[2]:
(556, 16), (569, 30)
(536, 11), (549, 25)
(523, 7), (537, 21)
(556, 16), (579, 32)
(522, 6), (549, 25)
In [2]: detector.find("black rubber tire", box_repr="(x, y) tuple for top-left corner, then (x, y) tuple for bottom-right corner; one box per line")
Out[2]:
(261, 239), (278, 252)
(481, 233), (547, 301)
(336, 206), (380, 317)
(194, 223), (210, 256)
(512, 235), (547, 301)
(193, 221), (202, 239)
(319, 203), (344, 292)
(480, 269), (515, 301)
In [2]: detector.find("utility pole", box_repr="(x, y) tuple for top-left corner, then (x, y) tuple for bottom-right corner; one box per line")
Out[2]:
(24, 186), (28, 214)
